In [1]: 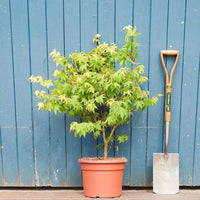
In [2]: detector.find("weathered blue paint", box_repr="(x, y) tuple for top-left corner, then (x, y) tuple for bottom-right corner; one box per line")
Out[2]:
(131, 0), (150, 186)
(28, 0), (50, 186)
(0, 127), (3, 185)
(146, 0), (168, 186)
(46, 0), (66, 186)
(97, 0), (116, 159)
(115, 0), (132, 185)
(81, 0), (98, 158)
(179, 0), (200, 185)
(10, 0), (35, 186)
(193, 59), (200, 185)
(64, 0), (82, 186)
(166, 0), (185, 155)
(0, 0), (200, 187)
(0, 0), (19, 186)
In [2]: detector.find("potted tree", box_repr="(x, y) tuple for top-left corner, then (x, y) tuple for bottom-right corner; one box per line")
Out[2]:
(29, 26), (159, 198)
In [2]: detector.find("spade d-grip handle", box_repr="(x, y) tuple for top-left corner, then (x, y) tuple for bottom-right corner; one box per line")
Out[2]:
(160, 50), (179, 122)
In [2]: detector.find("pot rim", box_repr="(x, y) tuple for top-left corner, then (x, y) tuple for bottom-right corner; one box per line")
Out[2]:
(78, 157), (128, 164)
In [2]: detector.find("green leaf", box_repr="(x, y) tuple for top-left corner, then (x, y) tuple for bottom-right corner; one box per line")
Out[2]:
(29, 26), (160, 158)
(96, 143), (104, 149)
(115, 146), (119, 152)
(44, 79), (53, 89)
(139, 76), (148, 84)
(53, 69), (61, 77)
(117, 134), (128, 144)
(94, 131), (101, 139)
(37, 102), (44, 110)
(93, 34), (101, 44)
(95, 94), (105, 105)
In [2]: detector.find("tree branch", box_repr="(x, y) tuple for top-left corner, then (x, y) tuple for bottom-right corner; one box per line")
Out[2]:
(107, 125), (117, 143)
(89, 112), (97, 123)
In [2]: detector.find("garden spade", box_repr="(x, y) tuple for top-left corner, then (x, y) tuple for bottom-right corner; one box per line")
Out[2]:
(153, 50), (179, 194)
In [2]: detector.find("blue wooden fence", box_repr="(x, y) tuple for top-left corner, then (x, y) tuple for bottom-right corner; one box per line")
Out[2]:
(0, 0), (199, 187)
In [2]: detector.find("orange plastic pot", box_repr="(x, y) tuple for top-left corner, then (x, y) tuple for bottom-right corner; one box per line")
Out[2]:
(78, 157), (128, 198)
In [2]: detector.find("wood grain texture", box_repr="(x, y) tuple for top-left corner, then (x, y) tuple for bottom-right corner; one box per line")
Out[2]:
(193, 58), (200, 185)
(80, 0), (98, 158)
(29, 0), (50, 186)
(115, 0), (132, 186)
(97, 0), (115, 158)
(165, 0), (185, 154)
(0, 189), (200, 200)
(64, 0), (82, 186)
(10, 0), (35, 186)
(0, 0), (199, 187)
(0, 0), (19, 186)
(46, 0), (66, 186)
(179, 0), (200, 185)
(131, 0), (150, 186)
(146, 0), (168, 186)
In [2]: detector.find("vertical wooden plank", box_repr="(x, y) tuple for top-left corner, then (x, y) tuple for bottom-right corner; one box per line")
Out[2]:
(179, 0), (200, 185)
(97, 0), (115, 158)
(80, 0), (97, 53)
(0, 0), (19, 186)
(29, 0), (50, 186)
(115, 0), (132, 185)
(98, 0), (114, 44)
(193, 59), (200, 185)
(0, 129), (19, 186)
(0, 128), (3, 185)
(0, 0), (199, 188)
(66, 117), (82, 186)
(80, 0), (98, 158)
(10, 0), (35, 186)
(46, 0), (66, 186)
(166, 0), (186, 154)
(146, 0), (168, 186)
(65, 0), (81, 53)
(131, 0), (150, 186)
(64, 0), (82, 186)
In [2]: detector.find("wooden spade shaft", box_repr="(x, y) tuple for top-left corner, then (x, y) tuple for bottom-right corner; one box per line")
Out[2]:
(160, 50), (179, 154)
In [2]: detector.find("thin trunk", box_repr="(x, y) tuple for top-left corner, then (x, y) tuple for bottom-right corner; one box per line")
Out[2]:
(102, 126), (108, 160)
(103, 125), (118, 160)
(104, 142), (108, 160)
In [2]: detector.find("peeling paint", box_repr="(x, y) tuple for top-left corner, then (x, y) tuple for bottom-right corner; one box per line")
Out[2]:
(2, 179), (9, 186)
(34, 149), (39, 186)
(0, 0), (199, 188)
(54, 170), (58, 181)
